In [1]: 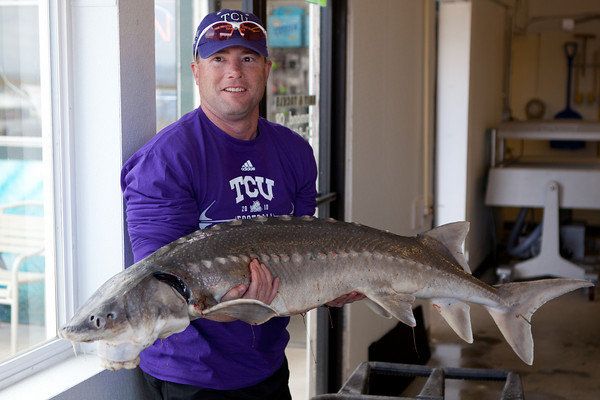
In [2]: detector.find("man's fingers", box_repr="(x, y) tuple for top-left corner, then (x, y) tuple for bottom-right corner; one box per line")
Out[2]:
(221, 284), (248, 302)
(258, 261), (273, 287)
(253, 261), (266, 293)
(239, 259), (280, 304)
(262, 262), (277, 303)
(245, 261), (260, 299)
(267, 277), (280, 304)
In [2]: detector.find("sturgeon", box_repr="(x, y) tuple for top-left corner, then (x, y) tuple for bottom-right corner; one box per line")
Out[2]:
(60, 216), (592, 369)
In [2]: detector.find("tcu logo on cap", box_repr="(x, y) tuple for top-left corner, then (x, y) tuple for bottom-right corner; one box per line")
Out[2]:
(218, 11), (249, 22)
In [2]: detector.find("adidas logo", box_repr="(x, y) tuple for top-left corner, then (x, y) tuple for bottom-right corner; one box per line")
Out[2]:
(241, 160), (255, 172)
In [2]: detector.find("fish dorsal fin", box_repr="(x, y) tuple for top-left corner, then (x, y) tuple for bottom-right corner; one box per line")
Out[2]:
(431, 299), (473, 343)
(424, 221), (471, 273)
(202, 299), (279, 325)
(367, 291), (416, 327)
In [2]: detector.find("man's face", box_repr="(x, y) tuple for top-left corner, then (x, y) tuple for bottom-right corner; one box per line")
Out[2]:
(191, 46), (271, 122)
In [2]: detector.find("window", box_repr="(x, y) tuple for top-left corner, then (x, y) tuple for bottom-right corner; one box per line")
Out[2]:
(155, 0), (178, 130)
(155, 0), (210, 130)
(266, 0), (320, 156)
(0, 0), (49, 360)
(0, 0), (73, 388)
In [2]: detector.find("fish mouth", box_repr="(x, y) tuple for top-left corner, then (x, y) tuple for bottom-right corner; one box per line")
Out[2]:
(59, 319), (126, 343)
(59, 325), (98, 343)
(97, 340), (144, 370)
(102, 357), (140, 371)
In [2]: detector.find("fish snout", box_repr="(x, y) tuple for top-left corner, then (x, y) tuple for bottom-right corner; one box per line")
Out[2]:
(88, 311), (119, 330)
(89, 314), (107, 330)
(58, 323), (86, 341)
(59, 311), (119, 342)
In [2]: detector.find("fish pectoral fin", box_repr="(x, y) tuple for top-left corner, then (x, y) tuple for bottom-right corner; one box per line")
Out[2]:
(364, 299), (393, 318)
(431, 299), (473, 343)
(368, 292), (416, 327)
(202, 299), (279, 325)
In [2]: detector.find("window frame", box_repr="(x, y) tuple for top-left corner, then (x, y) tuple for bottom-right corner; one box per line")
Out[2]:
(0, 0), (77, 389)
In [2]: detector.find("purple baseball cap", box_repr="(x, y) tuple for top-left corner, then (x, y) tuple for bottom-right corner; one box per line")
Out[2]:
(193, 9), (268, 59)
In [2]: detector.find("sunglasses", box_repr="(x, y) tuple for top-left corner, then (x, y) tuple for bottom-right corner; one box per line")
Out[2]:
(195, 20), (267, 56)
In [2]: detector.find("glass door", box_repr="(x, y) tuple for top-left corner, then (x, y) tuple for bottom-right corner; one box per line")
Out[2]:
(265, 2), (324, 398)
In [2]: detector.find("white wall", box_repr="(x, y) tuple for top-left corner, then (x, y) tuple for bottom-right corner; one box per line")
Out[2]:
(465, 0), (506, 267)
(343, 0), (434, 381)
(71, 0), (156, 306)
(436, 0), (506, 268)
(436, 2), (471, 227)
(43, 0), (154, 398)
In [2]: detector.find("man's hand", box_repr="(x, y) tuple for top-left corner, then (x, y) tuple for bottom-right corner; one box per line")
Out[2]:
(326, 291), (366, 308)
(211, 259), (280, 322)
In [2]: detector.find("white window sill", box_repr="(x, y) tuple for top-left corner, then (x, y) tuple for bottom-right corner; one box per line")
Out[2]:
(0, 354), (103, 400)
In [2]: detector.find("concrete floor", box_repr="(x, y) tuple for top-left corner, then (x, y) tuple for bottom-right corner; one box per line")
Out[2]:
(418, 287), (600, 400)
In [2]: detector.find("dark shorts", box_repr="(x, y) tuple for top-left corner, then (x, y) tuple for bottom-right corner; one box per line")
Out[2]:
(141, 359), (292, 400)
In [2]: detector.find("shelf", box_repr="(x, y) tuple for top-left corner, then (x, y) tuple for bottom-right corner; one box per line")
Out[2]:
(496, 121), (600, 141)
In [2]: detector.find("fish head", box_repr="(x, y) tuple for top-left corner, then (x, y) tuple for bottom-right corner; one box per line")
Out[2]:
(60, 271), (191, 369)
(60, 298), (127, 342)
(59, 271), (138, 343)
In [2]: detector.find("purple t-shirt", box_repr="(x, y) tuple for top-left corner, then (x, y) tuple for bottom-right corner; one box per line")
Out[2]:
(120, 107), (317, 389)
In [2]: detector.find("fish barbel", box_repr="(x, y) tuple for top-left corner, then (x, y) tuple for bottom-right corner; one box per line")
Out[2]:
(60, 216), (593, 370)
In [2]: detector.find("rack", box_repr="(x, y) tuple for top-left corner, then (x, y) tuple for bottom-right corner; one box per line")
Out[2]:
(311, 362), (524, 400)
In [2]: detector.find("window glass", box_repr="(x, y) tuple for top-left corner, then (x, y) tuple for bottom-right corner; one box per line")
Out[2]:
(155, 0), (216, 130)
(266, 0), (320, 155)
(266, 2), (321, 399)
(0, 2), (50, 361)
(155, 0), (177, 131)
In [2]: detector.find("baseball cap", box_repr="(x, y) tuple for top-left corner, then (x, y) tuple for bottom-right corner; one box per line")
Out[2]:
(192, 9), (268, 59)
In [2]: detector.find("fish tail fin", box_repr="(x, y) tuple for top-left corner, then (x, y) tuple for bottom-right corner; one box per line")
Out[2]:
(485, 278), (592, 365)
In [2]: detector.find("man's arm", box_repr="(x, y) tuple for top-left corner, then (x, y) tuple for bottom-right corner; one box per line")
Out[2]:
(121, 151), (199, 262)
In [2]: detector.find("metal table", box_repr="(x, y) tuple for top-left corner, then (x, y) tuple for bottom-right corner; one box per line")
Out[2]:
(485, 121), (600, 280)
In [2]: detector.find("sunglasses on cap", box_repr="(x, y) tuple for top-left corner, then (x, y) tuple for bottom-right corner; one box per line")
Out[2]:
(195, 20), (267, 55)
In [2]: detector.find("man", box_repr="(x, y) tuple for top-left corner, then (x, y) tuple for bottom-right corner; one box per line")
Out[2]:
(121, 9), (362, 399)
